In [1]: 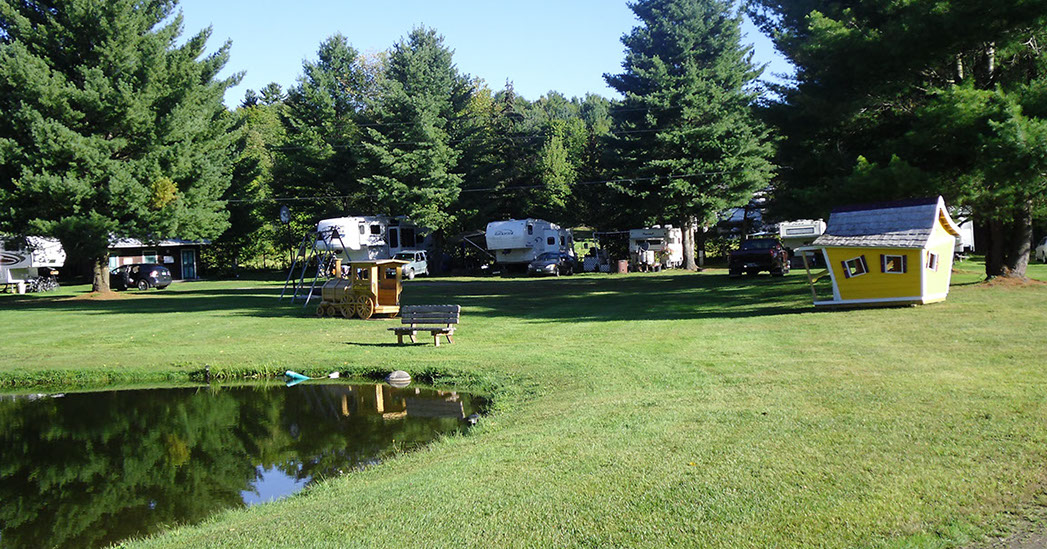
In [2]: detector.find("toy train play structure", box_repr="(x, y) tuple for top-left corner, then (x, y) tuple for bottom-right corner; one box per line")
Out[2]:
(314, 259), (407, 320)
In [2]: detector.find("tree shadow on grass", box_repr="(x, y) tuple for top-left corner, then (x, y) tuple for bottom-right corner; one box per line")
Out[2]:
(403, 272), (826, 322)
(1, 272), (830, 322)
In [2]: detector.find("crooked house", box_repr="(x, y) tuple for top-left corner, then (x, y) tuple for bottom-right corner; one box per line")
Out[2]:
(796, 196), (962, 307)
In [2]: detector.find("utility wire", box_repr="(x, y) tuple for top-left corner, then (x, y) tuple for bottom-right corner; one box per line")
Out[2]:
(224, 170), (750, 204)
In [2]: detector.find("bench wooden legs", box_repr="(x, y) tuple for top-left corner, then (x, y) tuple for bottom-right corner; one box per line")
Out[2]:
(392, 329), (448, 346)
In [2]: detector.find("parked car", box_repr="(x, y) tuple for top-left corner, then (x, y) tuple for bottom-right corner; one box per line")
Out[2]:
(393, 250), (428, 279)
(728, 238), (790, 277)
(527, 252), (574, 276)
(1036, 236), (1047, 263)
(110, 263), (172, 290)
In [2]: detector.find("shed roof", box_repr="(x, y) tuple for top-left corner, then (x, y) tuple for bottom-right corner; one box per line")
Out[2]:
(109, 237), (209, 249)
(811, 196), (960, 249)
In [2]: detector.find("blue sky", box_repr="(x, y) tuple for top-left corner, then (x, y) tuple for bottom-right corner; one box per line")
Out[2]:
(177, 0), (793, 107)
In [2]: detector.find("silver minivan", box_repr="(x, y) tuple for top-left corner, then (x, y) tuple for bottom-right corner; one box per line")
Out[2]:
(393, 250), (428, 279)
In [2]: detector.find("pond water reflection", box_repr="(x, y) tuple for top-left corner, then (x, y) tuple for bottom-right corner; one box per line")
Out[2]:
(0, 382), (485, 549)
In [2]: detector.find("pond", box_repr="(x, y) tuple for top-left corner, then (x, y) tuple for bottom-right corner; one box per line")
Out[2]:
(0, 381), (486, 549)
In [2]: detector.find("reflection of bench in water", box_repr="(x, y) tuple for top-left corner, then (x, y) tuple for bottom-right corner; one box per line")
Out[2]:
(406, 398), (464, 419)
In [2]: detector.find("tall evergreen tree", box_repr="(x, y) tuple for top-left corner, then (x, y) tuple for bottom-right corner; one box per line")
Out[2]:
(605, 0), (775, 270)
(0, 0), (238, 291)
(750, 0), (1047, 278)
(361, 27), (471, 232)
(276, 35), (381, 221)
(208, 87), (287, 274)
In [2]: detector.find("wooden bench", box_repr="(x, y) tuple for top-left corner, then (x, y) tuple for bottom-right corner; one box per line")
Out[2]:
(389, 305), (460, 346)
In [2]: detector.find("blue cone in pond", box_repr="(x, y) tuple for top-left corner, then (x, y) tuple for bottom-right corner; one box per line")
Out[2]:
(285, 377), (307, 388)
(284, 370), (310, 382)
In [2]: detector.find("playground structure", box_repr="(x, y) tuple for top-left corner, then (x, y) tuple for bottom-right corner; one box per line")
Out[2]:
(315, 259), (408, 320)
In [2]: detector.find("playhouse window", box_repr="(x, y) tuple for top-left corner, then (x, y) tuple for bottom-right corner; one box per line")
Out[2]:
(547, 237), (556, 245)
(560, 236), (565, 246)
(527, 225), (533, 235)
(842, 256), (868, 278)
(927, 252), (939, 271)
(358, 224), (366, 235)
(370, 224), (382, 235)
(880, 254), (907, 274)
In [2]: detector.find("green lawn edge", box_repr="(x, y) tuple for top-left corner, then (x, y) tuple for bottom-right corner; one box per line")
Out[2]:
(1, 259), (1046, 548)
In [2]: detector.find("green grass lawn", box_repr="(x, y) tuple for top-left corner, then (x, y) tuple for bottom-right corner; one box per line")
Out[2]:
(2, 260), (1047, 548)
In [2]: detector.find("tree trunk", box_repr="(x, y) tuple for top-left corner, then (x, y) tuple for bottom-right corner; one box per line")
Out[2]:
(92, 256), (111, 293)
(984, 201), (1033, 278)
(696, 222), (707, 270)
(682, 216), (697, 271)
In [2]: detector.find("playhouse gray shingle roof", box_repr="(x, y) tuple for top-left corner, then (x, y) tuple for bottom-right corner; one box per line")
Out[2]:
(811, 198), (941, 249)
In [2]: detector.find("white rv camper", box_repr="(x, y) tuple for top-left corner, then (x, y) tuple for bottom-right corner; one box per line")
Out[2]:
(778, 219), (826, 250)
(1, 236), (66, 292)
(955, 219), (975, 255)
(485, 219), (574, 267)
(315, 216), (430, 263)
(628, 226), (683, 270)
(778, 219), (826, 267)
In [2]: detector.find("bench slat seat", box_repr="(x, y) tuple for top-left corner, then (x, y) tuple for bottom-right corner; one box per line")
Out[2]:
(389, 305), (460, 346)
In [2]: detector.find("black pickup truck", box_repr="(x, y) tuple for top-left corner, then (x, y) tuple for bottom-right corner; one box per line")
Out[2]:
(728, 238), (790, 277)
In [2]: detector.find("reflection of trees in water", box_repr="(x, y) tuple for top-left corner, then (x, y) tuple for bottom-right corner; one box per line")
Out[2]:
(0, 390), (255, 549)
(0, 385), (481, 549)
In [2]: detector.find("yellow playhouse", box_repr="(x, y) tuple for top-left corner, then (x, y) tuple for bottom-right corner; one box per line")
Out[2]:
(796, 196), (961, 307)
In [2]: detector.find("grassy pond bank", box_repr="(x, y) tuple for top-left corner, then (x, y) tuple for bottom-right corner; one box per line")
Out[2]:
(1, 259), (1045, 547)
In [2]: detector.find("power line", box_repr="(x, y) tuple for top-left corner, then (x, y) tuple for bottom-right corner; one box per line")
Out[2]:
(224, 170), (751, 204)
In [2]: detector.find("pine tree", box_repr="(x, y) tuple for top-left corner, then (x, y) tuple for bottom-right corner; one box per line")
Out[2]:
(361, 27), (471, 232)
(0, 0), (237, 291)
(605, 0), (775, 270)
(750, 0), (1047, 278)
(208, 88), (287, 274)
(276, 35), (382, 221)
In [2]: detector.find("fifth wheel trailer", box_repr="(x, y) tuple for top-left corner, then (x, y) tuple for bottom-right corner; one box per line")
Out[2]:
(485, 219), (574, 268)
(1, 235), (65, 291)
(314, 216), (432, 263)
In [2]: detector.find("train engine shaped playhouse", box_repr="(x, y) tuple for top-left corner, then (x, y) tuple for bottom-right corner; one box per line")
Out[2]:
(316, 259), (407, 320)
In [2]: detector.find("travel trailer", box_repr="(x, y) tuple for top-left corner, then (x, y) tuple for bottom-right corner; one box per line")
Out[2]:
(315, 216), (431, 263)
(1, 235), (65, 292)
(628, 226), (683, 270)
(485, 219), (574, 268)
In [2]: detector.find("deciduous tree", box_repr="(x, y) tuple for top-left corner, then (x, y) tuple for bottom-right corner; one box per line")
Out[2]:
(750, 0), (1047, 277)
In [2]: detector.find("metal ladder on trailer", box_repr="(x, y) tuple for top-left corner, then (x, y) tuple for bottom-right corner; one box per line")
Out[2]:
(280, 228), (350, 307)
